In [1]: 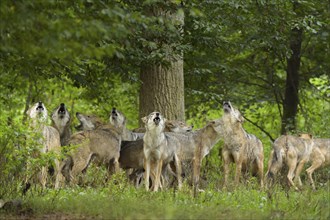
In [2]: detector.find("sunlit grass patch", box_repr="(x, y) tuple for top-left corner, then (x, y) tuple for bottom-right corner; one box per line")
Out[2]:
(1, 166), (329, 219)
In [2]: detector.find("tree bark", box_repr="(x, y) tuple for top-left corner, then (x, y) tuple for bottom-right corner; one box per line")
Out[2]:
(139, 61), (185, 123)
(139, 6), (185, 125)
(281, 3), (303, 134)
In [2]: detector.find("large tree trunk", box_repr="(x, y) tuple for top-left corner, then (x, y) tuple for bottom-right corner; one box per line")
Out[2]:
(139, 61), (185, 123)
(281, 2), (303, 134)
(138, 6), (184, 125)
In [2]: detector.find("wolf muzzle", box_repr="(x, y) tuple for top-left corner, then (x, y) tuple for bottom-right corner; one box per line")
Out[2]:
(111, 107), (118, 120)
(223, 101), (231, 112)
(58, 103), (66, 116)
(153, 112), (161, 125)
(36, 101), (44, 112)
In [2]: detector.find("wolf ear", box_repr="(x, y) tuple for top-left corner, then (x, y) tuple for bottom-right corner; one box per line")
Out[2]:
(209, 120), (218, 126)
(239, 114), (244, 123)
(164, 121), (175, 128)
(210, 119), (222, 127)
(299, 133), (313, 139)
(165, 120), (173, 128)
(141, 116), (148, 124)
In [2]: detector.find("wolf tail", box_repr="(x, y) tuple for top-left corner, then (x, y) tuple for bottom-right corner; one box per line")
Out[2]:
(267, 140), (283, 180)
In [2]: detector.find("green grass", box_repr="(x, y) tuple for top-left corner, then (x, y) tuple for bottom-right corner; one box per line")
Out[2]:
(1, 176), (329, 220)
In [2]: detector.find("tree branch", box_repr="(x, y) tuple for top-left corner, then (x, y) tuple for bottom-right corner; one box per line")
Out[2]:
(243, 115), (275, 142)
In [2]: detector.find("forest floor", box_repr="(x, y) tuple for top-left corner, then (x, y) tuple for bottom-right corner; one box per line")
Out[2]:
(1, 180), (329, 220)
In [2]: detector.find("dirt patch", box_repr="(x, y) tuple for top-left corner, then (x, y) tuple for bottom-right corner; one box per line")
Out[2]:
(0, 212), (94, 220)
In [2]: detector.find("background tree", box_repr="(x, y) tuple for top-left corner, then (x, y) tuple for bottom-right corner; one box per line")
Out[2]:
(184, 0), (329, 137)
(129, 1), (185, 123)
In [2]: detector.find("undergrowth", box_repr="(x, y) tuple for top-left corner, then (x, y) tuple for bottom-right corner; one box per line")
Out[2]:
(1, 171), (329, 219)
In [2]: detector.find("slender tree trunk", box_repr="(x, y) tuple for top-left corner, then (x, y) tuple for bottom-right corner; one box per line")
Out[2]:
(22, 78), (33, 123)
(281, 2), (303, 134)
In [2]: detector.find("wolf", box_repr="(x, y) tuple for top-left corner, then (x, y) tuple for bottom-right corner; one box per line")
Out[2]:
(265, 134), (314, 190)
(26, 101), (63, 190)
(266, 133), (329, 190)
(51, 103), (71, 146)
(61, 109), (124, 184)
(221, 101), (264, 187)
(119, 120), (193, 170)
(166, 118), (224, 193)
(74, 108), (143, 140)
(119, 139), (145, 187)
(119, 120), (193, 187)
(142, 112), (182, 191)
(109, 108), (144, 141)
(305, 137), (330, 190)
(119, 115), (222, 191)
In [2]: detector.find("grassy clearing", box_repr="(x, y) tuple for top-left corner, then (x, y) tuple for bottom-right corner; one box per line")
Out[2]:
(1, 175), (329, 220)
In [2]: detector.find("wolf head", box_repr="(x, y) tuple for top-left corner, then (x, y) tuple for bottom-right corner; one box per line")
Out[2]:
(27, 101), (48, 124)
(223, 101), (244, 124)
(207, 118), (224, 134)
(109, 107), (126, 130)
(165, 120), (193, 132)
(142, 111), (166, 132)
(75, 112), (103, 131)
(51, 103), (71, 131)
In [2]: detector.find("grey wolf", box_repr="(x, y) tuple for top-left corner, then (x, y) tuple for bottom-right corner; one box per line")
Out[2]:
(75, 112), (104, 131)
(167, 119), (223, 192)
(119, 120), (193, 187)
(142, 112), (182, 191)
(119, 119), (193, 170)
(221, 101), (264, 187)
(109, 108), (144, 141)
(305, 137), (330, 189)
(126, 118), (222, 191)
(267, 133), (329, 190)
(61, 110), (124, 184)
(265, 134), (314, 190)
(51, 103), (71, 146)
(26, 101), (63, 189)
(119, 139), (144, 187)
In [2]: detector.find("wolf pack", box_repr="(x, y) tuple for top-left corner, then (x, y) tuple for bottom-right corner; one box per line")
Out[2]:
(24, 101), (329, 193)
